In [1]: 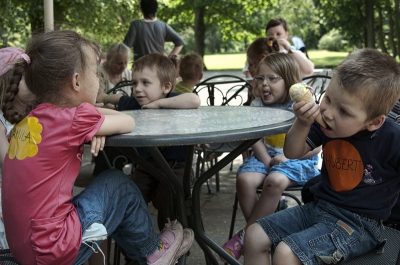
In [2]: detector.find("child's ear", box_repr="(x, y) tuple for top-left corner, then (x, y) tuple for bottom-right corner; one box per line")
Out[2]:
(71, 73), (81, 92)
(198, 72), (204, 81)
(162, 82), (172, 94)
(366, 114), (386, 131)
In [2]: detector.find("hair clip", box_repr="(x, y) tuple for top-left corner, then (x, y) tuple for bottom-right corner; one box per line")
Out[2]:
(267, 40), (273, 47)
(20, 54), (31, 64)
(0, 47), (27, 76)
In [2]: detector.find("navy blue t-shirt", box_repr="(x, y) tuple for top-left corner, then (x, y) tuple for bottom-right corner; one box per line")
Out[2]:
(117, 93), (187, 162)
(307, 120), (400, 220)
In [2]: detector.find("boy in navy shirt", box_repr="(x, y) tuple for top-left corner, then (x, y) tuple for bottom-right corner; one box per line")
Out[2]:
(96, 53), (200, 230)
(244, 49), (400, 265)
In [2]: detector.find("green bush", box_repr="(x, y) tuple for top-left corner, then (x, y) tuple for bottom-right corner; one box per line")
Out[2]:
(318, 30), (345, 51)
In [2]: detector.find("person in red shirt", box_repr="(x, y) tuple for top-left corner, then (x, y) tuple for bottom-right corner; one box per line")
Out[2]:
(2, 29), (193, 265)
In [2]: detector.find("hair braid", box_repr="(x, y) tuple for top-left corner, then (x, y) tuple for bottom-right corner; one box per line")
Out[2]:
(2, 62), (34, 124)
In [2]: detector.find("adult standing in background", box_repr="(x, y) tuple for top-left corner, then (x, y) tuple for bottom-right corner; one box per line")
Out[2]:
(123, 0), (185, 61)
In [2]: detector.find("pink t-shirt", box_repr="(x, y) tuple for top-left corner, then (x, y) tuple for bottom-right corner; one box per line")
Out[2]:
(2, 102), (104, 265)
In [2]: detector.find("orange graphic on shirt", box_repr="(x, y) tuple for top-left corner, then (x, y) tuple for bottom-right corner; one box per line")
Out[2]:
(7, 116), (42, 160)
(323, 140), (364, 192)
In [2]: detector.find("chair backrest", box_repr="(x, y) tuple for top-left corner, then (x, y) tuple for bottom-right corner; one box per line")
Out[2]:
(302, 69), (332, 104)
(193, 75), (252, 106)
(106, 80), (133, 96)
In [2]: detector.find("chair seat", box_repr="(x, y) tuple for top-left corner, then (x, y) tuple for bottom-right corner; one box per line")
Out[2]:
(344, 226), (400, 264)
(0, 249), (20, 265)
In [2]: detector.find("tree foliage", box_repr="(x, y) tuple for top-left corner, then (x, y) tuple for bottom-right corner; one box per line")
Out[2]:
(3, 0), (400, 59)
(158, 0), (273, 55)
(313, 0), (400, 58)
(0, 0), (140, 49)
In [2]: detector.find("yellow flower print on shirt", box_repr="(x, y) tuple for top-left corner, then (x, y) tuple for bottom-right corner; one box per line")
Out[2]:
(8, 116), (42, 160)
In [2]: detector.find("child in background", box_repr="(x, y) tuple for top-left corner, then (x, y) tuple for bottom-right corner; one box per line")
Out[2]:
(2, 30), (193, 265)
(222, 53), (321, 261)
(174, 52), (203, 94)
(0, 47), (34, 250)
(243, 37), (312, 168)
(243, 37), (281, 106)
(266, 18), (313, 75)
(244, 49), (400, 265)
(168, 54), (181, 82)
(243, 18), (314, 79)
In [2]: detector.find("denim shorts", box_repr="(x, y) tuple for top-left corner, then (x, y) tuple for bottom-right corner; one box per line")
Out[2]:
(237, 150), (320, 185)
(257, 199), (385, 265)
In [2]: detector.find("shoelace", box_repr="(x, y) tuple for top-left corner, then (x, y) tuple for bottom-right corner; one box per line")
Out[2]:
(82, 240), (106, 265)
(164, 218), (177, 230)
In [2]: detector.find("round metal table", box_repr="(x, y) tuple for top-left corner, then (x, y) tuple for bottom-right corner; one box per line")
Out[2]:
(106, 106), (295, 265)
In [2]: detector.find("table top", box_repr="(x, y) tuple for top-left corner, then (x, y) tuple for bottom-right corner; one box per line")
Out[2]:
(106, 106), (295, 147)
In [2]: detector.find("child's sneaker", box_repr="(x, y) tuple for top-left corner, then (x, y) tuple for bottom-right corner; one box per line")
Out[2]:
(147, 219), (183, 265)
(220, 229), (245, 262)
(279, 198), (288, 210)
(173, 228), (194, 262)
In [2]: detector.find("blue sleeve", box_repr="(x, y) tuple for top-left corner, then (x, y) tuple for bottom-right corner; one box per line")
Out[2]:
(118, 93), (178, 110)
(167, 92), (178, 98)
(117, 96), (141, 111)
(306, 122), (323, 150)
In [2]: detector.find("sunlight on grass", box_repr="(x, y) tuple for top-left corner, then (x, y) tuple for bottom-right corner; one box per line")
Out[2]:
(204, 50), (348, 70)
(308, 50), (349, 68)
(204, 54), (247, 70)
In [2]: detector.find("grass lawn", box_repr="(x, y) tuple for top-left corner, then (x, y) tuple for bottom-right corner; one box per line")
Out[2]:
(203, 50), (349, 70)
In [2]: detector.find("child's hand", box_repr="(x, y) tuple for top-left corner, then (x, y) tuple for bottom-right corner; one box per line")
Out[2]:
(277, 39), (291, 51)
(292, 101), (320, 127)
(141, 100), (161, 109)
(197, 143), (211, 148)
(96, 92), (106, 104)
(90, 135), (106, 157)
(94, 102), (104, 108)
(269, 154), (288, 167)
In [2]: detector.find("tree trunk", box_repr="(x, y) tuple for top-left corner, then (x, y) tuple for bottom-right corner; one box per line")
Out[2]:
(377, 5), (387, 53)
(27, 0), (45, 34)
(365, 0), (375, 48)
(1, 27), (7, 47)
(388, 4), (397, 57)
(395, 0), (400, 59)
(194, 6), (206, 70)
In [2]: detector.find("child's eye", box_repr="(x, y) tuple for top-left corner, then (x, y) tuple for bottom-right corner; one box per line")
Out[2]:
(339, 108), (348, 115)
(267, 76), (280, 84)
(143, 81), (150, 85)
(324, 96), (331, 103)
(132, 81), (137, 87)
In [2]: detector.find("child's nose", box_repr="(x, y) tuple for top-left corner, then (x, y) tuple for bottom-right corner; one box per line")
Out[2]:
(322, 106), (333, 121)
(134, 84), (142, 93)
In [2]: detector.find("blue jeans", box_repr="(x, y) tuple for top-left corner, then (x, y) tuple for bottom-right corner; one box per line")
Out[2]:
(257, 199), (385, 265)
(237, 150), (320, 185)
(72, 169), (159, 265)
